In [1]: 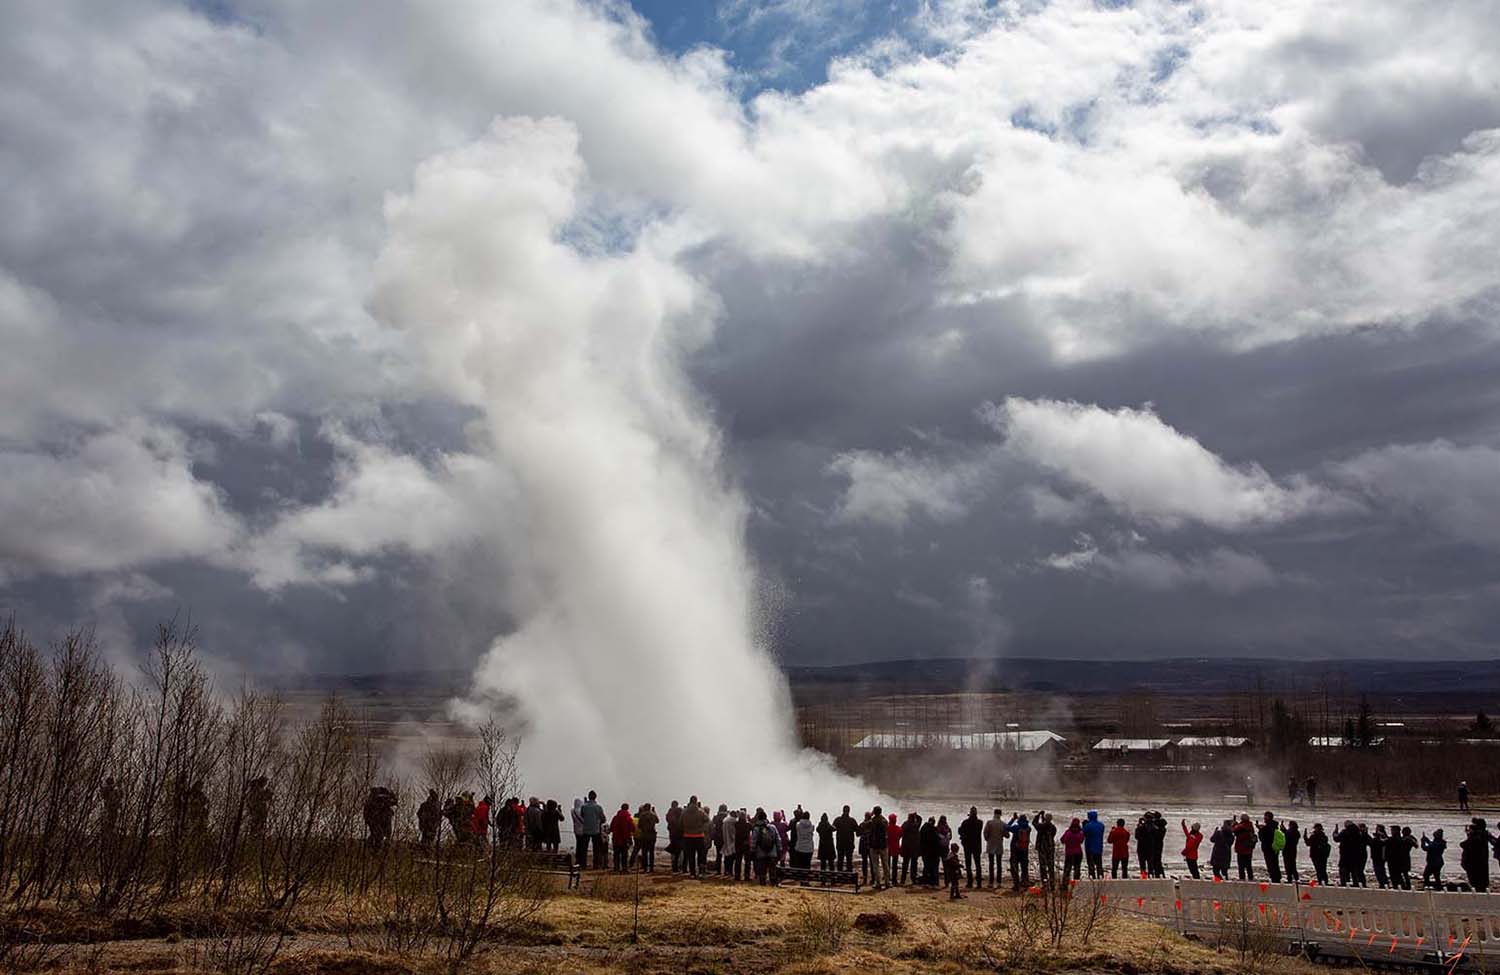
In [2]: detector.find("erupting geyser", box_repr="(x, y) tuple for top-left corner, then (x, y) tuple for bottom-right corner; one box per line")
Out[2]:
(372, 117), (879, 811)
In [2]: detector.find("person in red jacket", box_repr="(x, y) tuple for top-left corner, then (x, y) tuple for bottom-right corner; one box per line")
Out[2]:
(1107, 818), (1132, 878)
(471, 795), (492, 847)
(610, 803), (636, 872)
(1233, 814), (1258, 880)
(1181, 820), (1204, 879)
(510, 798), (527, 845)
(886, 814), (903, 883)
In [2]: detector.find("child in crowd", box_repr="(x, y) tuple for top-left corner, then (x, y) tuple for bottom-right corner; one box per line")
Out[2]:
(945, 843), (964, 900)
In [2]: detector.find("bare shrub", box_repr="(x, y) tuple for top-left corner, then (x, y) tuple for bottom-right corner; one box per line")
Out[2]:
(5, 627), (121, 910)
(0, 921), (71, 975)
(0, 614), (554, 975)
(108, 618), (218, 916)
(433, 719), (549, 974)
(261, 695), (361, 911)
(791, 892), (852, 955)
(979, 897), (1044, 973)
(188, 908), (292, 975)
(209, 689), (285, 908)
(1211, 900), (1286, 974)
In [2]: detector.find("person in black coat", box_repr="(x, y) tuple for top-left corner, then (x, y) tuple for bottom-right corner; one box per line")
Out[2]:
(1208, 820), (1233, 880)
(1333, 821), (1367, 886)
(958, 807), (984, 888)
(832, 806), (857, 872)
(816, 813), (835, 871)
(900, 813), (921, 884)
(1282, 820), (1301, 882)
(1150, 813), (1168, 878)
(1370, 825), (1390, 888)
(1307, 823), (1331, 885)
(1258, 813), (1283, 883)
(1133, 815), (1152, 877)
(919, 817), (943, 886)
(1387, 825), (1415, 890)
(1461, 818), (1492, 891)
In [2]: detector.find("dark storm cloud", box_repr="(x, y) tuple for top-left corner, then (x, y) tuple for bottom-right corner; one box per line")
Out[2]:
(3, 0), (1500, 670)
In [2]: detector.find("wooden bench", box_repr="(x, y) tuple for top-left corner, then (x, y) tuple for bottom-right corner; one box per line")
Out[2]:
(522, 851), (581, 888)
(776, 866), (861, 892)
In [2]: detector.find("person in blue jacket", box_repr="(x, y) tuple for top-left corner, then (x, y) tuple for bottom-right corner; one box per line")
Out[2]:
(1081, 810), (1106, 878)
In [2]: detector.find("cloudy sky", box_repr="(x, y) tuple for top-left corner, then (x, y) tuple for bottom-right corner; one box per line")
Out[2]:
(3, 0), (1500, 671)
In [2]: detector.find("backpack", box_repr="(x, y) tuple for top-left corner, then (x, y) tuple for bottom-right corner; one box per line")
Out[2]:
(756, 825), (776, 856)
(1273, 828), (1286, 852)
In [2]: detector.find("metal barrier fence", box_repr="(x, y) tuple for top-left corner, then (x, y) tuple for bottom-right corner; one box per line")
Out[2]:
(1096, 877), (1500, 959)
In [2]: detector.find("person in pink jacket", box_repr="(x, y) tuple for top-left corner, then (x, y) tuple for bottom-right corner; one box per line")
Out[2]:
(1061, 817), (1085, 881)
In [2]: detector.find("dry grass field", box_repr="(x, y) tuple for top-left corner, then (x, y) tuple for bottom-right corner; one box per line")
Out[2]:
(11, 871), (1329, 975)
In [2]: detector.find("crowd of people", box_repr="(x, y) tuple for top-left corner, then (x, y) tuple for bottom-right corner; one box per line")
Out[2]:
(1180, 813), (1497, 892)
(390, 788), (1500, 896)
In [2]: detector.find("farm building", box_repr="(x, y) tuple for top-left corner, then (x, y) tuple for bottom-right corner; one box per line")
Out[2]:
(1175, 736), (1252, 750)
(1091, 738), (1173, 758)
(851, 730), (1066, 756)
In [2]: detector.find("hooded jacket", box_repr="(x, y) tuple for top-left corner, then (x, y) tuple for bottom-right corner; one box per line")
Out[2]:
(1008, 816), (1031, 852)
(1061, 820), (1085, 857)
(1081, 811), (1105, 855)
(817, 817), (835, 858)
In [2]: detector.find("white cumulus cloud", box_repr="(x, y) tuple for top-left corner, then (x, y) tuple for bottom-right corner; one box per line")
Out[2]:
(990, 397), (1339, 530)
(0, 424), (240, 579)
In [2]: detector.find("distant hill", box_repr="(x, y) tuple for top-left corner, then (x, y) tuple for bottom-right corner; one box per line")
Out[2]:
(782, 657), (1498, 695)
(272, 658), (1497, 697)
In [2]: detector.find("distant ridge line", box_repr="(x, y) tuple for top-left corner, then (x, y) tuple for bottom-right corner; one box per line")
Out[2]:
(267, 658), (1497, 696)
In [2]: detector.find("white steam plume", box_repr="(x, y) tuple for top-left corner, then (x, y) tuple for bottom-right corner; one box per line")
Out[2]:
(371, 117), (879, 812)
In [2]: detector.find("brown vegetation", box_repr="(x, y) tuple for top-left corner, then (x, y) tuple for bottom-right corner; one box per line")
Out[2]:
(0, 616), (543, 975)
(0, 614), (1334, 974)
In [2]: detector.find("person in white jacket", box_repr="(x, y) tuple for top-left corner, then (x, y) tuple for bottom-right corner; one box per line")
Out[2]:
(721, 809), (739, 881)
(983, 809), (1006, 889)
(792, 810), (817, 869)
